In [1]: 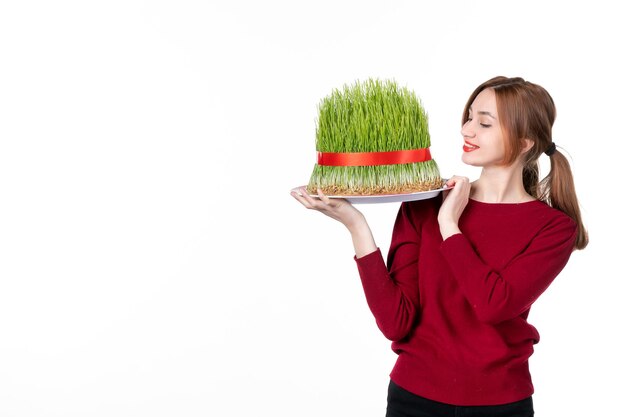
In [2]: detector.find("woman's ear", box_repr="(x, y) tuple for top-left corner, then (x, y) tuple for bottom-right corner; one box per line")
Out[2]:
(521, 138), (534, 154)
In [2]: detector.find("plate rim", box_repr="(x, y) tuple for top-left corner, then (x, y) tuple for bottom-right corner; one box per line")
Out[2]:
(291, 182), (449, 204)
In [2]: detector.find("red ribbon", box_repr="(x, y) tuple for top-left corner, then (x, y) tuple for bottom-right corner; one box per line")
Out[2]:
(317, 148), (432, 167)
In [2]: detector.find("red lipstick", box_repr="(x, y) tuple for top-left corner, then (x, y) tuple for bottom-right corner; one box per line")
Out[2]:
(463, 141), (479, 152)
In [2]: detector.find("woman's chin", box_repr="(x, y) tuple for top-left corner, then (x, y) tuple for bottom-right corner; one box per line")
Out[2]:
(461, 153), (480, 167)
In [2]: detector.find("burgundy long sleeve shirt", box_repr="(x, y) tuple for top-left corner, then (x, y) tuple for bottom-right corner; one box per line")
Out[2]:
(355, 195), (577, 406)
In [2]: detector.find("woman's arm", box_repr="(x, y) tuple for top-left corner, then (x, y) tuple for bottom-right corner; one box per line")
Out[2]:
(435, 176), (577, 324)
(291, 188), (422, 341)
(355, 202), (423, 341)
(440, 216), (577, 324)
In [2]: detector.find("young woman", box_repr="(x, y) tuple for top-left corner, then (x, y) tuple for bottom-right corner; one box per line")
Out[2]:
(291, 76), (588, 417)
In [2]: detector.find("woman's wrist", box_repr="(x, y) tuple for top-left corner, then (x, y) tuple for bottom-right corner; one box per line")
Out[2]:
(439, 221), (461, 240)
(346, 214), (377, 257)
(343, 210), (366, 232)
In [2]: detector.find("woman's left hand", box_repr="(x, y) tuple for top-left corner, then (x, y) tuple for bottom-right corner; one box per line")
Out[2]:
(438, 176), (471, 240)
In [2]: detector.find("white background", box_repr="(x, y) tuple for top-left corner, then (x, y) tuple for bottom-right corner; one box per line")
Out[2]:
(1, 1), (624, 416)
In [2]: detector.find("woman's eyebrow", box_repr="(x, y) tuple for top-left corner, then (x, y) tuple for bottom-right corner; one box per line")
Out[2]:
(477, 110), (497, 120)
(468, 107), (497, 120)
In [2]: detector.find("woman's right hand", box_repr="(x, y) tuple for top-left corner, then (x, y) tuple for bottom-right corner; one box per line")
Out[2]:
(290, 187), (377, 258)
(290, 187), (364, 230)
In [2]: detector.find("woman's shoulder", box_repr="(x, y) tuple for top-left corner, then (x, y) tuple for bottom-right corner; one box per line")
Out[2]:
(474, 198), (577, 237)
(402, 193), (443, 214)
(521, 201), (578, 250)
(390, 195), (441, 236)
(397, 194), (442, 226)
(535, 200), (578, 234)
(520, 199), (576, 225)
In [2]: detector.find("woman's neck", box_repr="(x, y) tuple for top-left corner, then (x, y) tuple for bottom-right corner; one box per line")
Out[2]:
(470, 164), (535, 204)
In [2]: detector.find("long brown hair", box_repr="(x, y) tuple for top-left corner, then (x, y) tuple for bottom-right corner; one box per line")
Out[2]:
(462, 76), (588, 250)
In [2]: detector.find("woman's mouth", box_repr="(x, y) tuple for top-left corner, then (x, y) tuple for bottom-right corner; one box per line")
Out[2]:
(463, 141), (479, 152)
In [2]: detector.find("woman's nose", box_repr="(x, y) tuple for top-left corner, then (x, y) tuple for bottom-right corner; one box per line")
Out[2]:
(461, 125), (475, 139)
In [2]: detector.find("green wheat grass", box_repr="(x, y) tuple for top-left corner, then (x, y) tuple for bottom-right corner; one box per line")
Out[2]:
(307, 78), (442, 195)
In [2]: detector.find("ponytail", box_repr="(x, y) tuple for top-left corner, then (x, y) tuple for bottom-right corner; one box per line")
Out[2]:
(537, 148), (588, 250)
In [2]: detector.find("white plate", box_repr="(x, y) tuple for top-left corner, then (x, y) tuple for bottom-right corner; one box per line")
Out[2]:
(291, 184), (449, 204)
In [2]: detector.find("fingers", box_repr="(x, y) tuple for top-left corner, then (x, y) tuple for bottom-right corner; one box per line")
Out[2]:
(317, 188), (332, 205)
(290, 187), (339, 210)
(442, 176), (471, 202)
(291, 187), (314, 208)
(445, 175), (470, 188)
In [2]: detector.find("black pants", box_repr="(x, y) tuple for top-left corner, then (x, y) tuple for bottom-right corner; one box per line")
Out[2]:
(386, 380), (534, 417)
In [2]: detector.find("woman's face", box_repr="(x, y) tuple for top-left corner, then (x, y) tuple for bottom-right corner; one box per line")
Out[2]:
(460, 88), (506, 167)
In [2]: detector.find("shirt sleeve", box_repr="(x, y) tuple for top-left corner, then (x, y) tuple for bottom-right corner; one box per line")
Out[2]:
(354, 202), (423, 341)
(439, 214), (577, 324)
